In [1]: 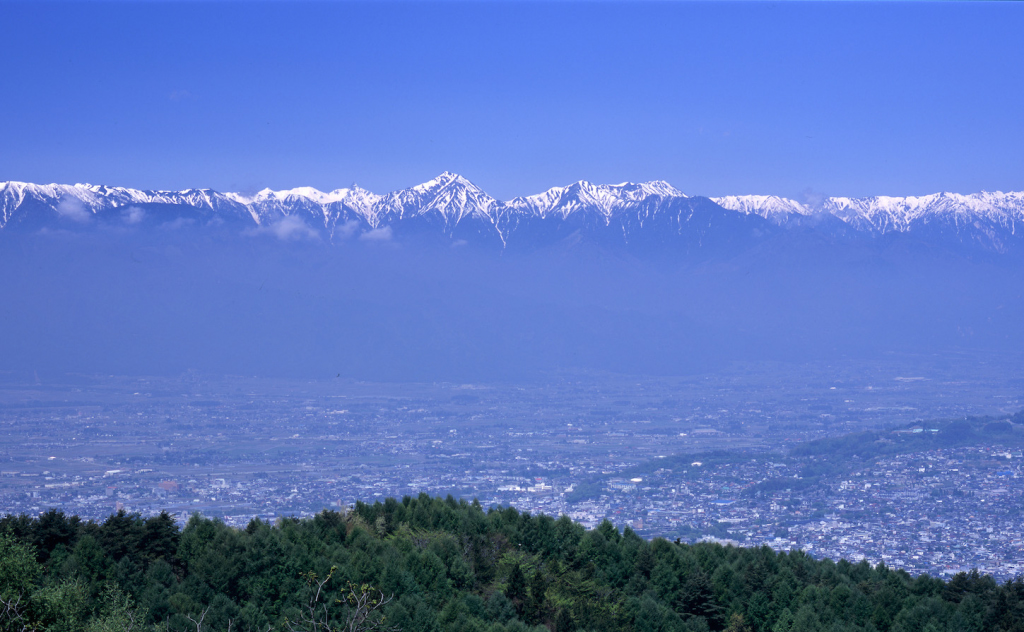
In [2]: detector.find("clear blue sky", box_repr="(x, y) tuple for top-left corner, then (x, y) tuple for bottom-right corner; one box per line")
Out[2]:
(1, 1), (1022, 201)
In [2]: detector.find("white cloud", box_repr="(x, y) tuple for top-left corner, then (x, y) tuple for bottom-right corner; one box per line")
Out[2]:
(334, 220), (360, 240)
(122, 206), (145, 225)
(359, 226), (393, 242)
(245, 215), (320, 241)
(56, 197), (91, 223)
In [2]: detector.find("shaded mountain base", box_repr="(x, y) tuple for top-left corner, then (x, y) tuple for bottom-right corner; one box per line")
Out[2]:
(0, 229), (1022, 381)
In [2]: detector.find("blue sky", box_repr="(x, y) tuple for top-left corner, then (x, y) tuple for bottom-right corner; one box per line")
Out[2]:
(1, 1), (1021, 200)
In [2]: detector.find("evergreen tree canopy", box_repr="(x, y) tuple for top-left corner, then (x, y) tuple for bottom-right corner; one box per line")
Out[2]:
(1, 496), (1022, 632)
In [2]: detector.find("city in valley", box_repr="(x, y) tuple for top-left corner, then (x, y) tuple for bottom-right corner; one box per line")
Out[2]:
(3, 353), (1023, 581)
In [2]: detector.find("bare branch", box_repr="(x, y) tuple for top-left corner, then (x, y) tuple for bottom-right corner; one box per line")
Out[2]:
(0, 593), (30, 632)
(343, 584), (398, 632)
(186, 606), (210, 632)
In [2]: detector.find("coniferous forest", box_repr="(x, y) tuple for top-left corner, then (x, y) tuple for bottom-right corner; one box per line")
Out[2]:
(2, 496), (1023, 632)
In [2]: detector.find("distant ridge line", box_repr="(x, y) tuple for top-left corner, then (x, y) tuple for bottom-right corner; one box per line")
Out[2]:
(2, 173), (1023, 252)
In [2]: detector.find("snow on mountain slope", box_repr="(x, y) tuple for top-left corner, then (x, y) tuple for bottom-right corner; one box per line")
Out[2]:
(2, 176), (1023, 251)
(823, 192), (1024, 234)
(374, 171), (500, 227)
(711, 195), (812, 223)
(713, 190), (1024, 245)
(226, 185), (381, 230)
(507, 180), (685, 220)
(0, 181), (256, 225)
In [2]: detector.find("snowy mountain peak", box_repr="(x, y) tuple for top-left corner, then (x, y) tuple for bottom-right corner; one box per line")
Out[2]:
(499, 177), (684, 219)
(712, 191), (1024, 243)
(413, 171), (472, 192)
(506, 179), (686, 220)
(2, 177), (1023, 251)
(712, 195), (814, 222)
(371, 172), (500, 230)
(634, 180), (686, 198)
(820, 191), (1024, 234)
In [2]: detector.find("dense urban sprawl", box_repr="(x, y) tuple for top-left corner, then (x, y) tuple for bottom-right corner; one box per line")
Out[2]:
(3, 356), (1023, 580)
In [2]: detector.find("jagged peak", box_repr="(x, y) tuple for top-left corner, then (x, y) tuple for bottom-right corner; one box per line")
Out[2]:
(3, 178), (1024, 243)
(411, 171), (479, 192)
(636, 180), (686, 197)
(713, 195), (813, 218)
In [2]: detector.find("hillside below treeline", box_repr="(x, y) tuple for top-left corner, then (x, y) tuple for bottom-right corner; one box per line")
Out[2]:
(2, 496), (1023, 632)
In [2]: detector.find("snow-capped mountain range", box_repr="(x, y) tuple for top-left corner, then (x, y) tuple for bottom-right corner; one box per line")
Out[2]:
(2, 172), (1023, 251)
(715, 190), (1024, 232)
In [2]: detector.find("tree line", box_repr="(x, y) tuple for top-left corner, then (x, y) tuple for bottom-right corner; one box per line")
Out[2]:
(2, 494), (1024, 632)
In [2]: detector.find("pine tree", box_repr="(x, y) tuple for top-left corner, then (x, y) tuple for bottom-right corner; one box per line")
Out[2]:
(554, 607), (575, 632)
(528, 568), (548, 624)
(504, 563), (527, 616)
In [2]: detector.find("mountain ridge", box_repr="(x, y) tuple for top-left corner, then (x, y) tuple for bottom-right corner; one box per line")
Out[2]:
(3, 173), (1023, 252)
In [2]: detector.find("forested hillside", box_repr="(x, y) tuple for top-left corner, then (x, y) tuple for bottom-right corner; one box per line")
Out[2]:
(2, 495), (1023, 632)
